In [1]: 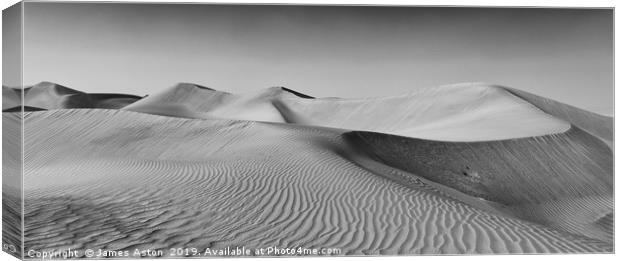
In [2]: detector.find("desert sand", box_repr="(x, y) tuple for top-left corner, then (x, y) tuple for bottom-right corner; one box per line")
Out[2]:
(2, 81), (614, 256)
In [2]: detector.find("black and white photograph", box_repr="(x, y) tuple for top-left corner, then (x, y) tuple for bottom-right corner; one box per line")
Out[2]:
(0, 0), (615, 259)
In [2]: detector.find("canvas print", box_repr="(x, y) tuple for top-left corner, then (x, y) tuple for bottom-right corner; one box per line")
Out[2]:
(2, 1), (614, 259)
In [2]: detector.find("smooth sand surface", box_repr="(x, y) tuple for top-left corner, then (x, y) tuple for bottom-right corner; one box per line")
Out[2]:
(7, 106), (611, 255)
(3, 82), (613, 256)
(125, 83), (571, 141)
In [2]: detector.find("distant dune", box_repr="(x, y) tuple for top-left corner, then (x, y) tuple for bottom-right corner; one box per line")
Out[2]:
(123, 83), (583, 142)
(2, 82), (143, 111)
(2, 81), (614, 255)
(123, 83), (315, 122)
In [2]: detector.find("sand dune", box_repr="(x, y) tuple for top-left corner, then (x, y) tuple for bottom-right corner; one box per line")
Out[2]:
(2, 82), (142, 111)
(124, 83), (575, 141)
(5, 107), (610, 255)
(124, 83), (313, 122)
(23, 81), (92, 109)
(503, 87), (613, 145)
(3, 81), (614, 256)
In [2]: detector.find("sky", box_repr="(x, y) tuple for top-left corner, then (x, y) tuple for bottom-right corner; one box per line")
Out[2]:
(11, 2), (614, 114)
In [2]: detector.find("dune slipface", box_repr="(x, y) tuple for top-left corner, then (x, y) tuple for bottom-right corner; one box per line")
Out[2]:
(2, 81), (614, 257)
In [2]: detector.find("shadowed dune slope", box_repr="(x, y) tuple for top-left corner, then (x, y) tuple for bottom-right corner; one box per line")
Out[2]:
(14, 109), (612, 254)
(89, 93), (144, 109)
(2, 82), (142, 111)
(125, 83), (576, 142)
(345, 127), (612, 204)
(3, 106), (46, 112)
(344, 125), (613, 242)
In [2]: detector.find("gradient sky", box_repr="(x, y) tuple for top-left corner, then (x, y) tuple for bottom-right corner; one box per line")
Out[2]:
(15, 2), (613, 114)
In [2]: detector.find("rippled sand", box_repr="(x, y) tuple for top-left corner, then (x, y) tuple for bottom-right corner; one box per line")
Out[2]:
(3, 108), (610, 256)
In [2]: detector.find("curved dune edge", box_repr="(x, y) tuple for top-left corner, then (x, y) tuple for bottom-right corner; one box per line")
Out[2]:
(12, 109), (612, 254)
